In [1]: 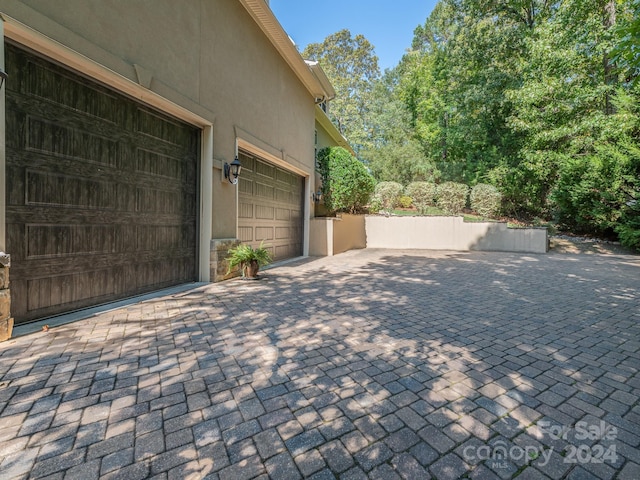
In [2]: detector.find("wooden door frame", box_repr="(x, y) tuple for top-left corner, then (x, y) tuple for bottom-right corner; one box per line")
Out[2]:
(0, 15), (215, 281)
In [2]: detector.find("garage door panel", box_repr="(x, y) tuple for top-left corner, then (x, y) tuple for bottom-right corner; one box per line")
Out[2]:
(238, 227), (253, 242)
(27, 268), (117, 312)
(275, 208), (290, 221)
(13, 242), (194, 268)
(26, 224), (117, 259)
(275, 245), (292, 259)
(26, 170), (117, 209)
(26, 116), (119, 165)
(239, 203), (253, 219)
(6, 44), (198, 323)
(19, 53), (123, 124)
(255, 227), (274, 241)
(255, 182), (275, 199)
(255, 160), (274, 178)
(238, 178), (253, 195)
(136, 149), (184, 180)
(136, 108), (194, 149)
(255, 205), (274, 220)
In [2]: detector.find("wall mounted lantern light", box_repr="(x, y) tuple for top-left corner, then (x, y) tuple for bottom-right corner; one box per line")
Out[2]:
(312, 188), (323, 203)
(0, 69), (8, 90)
(224, 157), (242, 185)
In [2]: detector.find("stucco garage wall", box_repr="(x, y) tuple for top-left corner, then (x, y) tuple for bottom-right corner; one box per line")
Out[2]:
(0, 0), (322, 331)
(1, 0), (316, 240)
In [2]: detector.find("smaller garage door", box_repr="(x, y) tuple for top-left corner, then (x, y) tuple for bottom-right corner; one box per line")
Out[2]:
(237, 151), (304, 261)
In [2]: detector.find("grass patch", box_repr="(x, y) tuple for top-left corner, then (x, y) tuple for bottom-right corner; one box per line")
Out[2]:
(390, 209), (420, 216)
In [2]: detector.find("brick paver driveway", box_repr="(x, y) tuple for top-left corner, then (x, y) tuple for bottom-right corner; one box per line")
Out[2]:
(1, 249), (639, 480)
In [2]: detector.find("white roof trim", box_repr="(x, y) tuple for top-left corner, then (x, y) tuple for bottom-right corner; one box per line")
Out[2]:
(315, 106), (354, 155)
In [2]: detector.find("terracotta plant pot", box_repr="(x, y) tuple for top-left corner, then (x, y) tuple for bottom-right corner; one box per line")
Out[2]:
(244, 259), (260, 279)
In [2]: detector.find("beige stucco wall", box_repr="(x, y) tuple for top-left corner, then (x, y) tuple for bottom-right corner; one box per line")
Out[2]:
(313, 215), (547, 255)
(309, 214), (367, 256)
(0, 0), (316, 240)
(309, 217), (332, 256)
(316, 122), (337, 154)
(365, 216), (548, 254)
(334, 214), (366, 254)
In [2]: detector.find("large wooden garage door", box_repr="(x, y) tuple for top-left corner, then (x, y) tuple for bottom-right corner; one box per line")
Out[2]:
(237, 151), (303, 261)
(5, 44), (199, 324)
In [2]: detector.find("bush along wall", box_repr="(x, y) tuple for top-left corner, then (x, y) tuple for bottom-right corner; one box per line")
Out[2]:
(317, 147), (375, 214)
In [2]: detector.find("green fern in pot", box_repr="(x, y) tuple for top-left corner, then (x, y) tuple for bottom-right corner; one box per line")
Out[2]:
(226, 242), (272, 279)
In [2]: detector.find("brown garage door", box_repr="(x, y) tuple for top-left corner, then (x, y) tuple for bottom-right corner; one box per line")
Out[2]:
(5, 44), (199, 324)
(237, 151), (303, 261)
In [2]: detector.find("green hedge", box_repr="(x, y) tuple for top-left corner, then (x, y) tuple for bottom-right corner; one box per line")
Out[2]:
(317, 147), (375, 214)
(406, 182), (437, 214)
(373, 181), (404, 211)
(436, 182), (469, 215)
(470, 183), (502, 218)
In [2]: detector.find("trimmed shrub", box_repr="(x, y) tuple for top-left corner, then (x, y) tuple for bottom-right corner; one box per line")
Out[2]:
(398, 196), (413, 209)
(373, 181), (404, 211)
(368, 197), (383, 214)
(436, 182), (469, 215)
(470, 183), (502, 218)
(317, 147), (375, 214)
(406, 182), (437, 214)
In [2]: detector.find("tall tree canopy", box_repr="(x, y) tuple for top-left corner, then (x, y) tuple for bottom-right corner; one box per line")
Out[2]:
(306, 0), (639, 248)
(303, 30), (380, 154)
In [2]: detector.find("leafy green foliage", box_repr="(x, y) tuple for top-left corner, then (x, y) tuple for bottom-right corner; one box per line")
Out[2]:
(616, 212), (640, 250)
(226, 242), (272, 276)
(398, 196), (413, 209)
(612, 0), (640, 86)
(368, 197), (383, 214)
(373, 181), (404, 211)
(470, 184), (502, 218)
(552, 140), (640, 240)
(303, 30), (380, 154)
(317, 146), (375, 214)
(361, 69), (441, 184)
(406, 182), (437, 214)
(313, 0), (640, 244)
(436, 182), (469, 215)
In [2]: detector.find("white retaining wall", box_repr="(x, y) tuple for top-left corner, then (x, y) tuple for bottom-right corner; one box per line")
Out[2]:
(365, 216), (548, 254)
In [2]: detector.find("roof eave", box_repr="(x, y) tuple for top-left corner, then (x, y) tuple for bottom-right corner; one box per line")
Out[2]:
(305, 61), (336, 102)
(315, 106), (354, 155)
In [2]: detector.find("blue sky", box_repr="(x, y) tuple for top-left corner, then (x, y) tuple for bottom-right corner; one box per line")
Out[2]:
(269, 1), (439, 72)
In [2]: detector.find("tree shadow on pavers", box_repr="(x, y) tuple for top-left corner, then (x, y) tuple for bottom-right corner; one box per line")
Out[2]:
(0, 250), (638, 479)
(352, 252), (640, 473)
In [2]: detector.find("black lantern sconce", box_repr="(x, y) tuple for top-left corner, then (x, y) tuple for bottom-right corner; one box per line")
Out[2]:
(0, 68), (8, 90)
(224, 157), (242, 185)
(312, 188), (323, 203)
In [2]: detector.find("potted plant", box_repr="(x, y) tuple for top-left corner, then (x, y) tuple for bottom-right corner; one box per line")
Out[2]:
(226, 242), (272, 279)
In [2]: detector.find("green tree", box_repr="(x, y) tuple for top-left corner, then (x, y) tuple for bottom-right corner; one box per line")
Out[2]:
(317, 146), (375, 214)
(363, 68), (440, 184)
(612, 0), (640, 86)
(303, 30), (380, 154)
(373, 181), (404, 212)
(501, 0), (625, 216)
(401, 0), (531, 183)
(307, 0), (640, 246)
